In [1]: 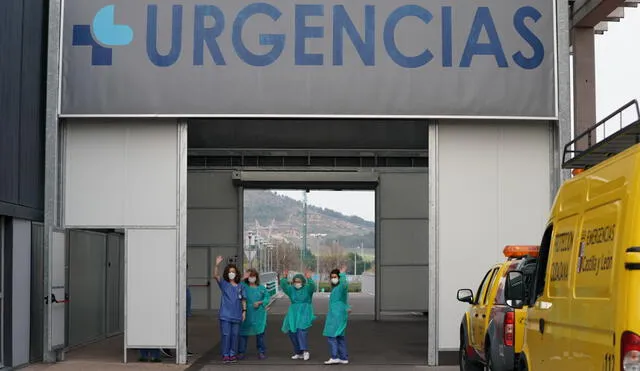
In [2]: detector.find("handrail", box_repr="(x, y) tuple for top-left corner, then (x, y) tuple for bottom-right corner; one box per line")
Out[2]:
(563, 99), (640, 167)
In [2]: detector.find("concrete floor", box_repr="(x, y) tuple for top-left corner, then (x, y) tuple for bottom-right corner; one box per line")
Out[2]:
(22, 293), (457, 371)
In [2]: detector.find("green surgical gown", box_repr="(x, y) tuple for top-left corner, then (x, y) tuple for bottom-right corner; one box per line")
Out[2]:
(280, 274), (316, 333)
(323, 272), (350, 337)
(240, 283), (271, 336)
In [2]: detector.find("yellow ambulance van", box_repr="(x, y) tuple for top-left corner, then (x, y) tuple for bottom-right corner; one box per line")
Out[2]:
(505, 100), (640, 371)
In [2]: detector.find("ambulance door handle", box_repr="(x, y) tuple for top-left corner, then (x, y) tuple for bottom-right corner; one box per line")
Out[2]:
(539, 319), (545, 334)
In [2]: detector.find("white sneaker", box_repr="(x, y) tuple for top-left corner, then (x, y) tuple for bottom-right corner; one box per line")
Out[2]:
(291, 354), (302, 360)
(303, 351), (310, 361)
(324, 358), (341, 365)
(340, 359), (350, 364)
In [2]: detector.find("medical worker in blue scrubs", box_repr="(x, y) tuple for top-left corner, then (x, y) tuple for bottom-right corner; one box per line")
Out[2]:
(214, 256), (247, 364)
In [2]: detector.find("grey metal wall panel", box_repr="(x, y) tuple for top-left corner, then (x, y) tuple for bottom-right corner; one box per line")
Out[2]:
(187, 209), (238, 246)
(379, 173), (429, 219)
(380, 219), (429, 266)
(68, 230), (107, 347)
(187, 171), (241, 310)
(187, 247), (209, 310)
(0, 0), (46, 218)
(29, 223), (44, 362)
(378, 171), (429, 312)
(188, 173), (238, 209)
(11, 219), (31, 367)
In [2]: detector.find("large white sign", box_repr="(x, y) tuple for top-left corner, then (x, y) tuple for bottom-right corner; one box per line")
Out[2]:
(61, 0), (557, 118)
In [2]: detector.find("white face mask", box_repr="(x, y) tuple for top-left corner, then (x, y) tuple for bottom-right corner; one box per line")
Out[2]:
(331, 278), (339, 285)
(228, 272), (236, 280)
(248, 277), (257, 283)
(294, 283), (303, 289)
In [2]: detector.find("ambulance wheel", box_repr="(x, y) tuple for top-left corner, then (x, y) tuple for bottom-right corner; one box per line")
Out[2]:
(460, 327), (483, 371)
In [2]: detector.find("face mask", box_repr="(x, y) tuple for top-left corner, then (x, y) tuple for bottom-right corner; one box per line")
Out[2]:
(331, 278), (339, 285)
(248, 277), (257, 283)
(294, 283), (302, 289)
(228, 272), (236, 280)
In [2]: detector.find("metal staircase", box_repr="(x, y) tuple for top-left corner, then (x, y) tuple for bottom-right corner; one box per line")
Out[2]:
(562, 100), (640, 169)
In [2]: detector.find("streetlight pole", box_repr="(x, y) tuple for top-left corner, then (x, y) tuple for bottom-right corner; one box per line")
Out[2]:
(301, 190), (308, 272)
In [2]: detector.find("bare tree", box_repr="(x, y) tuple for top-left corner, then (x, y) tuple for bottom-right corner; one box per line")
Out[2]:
(318, 240), (348, 280)
(272, 240), (302, 274)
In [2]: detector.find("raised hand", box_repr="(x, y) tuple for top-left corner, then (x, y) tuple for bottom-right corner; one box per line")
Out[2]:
(243, 271), (251, 280)
(340, 265), (347, 273)
(216, 256), (224, 265)
(304, 270), (313, 279)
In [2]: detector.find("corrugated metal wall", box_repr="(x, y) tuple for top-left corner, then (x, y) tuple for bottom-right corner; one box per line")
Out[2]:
(0, 0), (47, 221)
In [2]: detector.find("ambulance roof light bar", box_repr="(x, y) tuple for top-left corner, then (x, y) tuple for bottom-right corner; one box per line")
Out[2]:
(503, 245), (540, 259)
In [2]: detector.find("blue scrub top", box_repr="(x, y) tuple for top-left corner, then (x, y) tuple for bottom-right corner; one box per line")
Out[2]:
(218, 279), (246, 323)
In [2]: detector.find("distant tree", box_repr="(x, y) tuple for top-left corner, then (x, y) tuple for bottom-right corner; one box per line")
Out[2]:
(319, 241), (348, 279)
(346, 252), (373, 275)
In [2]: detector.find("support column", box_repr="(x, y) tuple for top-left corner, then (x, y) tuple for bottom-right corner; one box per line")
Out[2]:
(43, 0), (63, 362)
(572, 27), (597, 150)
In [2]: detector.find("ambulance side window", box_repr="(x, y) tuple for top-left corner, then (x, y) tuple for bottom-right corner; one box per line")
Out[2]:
(531, 226), (553, 305)
(482, 268), (500, 305)
(474, 269), (494, 305)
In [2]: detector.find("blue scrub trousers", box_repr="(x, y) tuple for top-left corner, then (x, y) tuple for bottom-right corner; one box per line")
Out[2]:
(239, 333), (266, 354)
(220, 320), (241, 357)
(288, 329), (309, 354)
(327, 336), (348, 360)
(186, 287), (192, 317)
(139, 348), (161, 360)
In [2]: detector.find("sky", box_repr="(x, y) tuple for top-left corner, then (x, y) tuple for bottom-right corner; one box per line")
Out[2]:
(275, 12), (640, 223)
(593, 8), (640, 121)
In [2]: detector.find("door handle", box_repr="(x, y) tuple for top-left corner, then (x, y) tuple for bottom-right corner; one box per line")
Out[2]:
(539, 319), (545, 334)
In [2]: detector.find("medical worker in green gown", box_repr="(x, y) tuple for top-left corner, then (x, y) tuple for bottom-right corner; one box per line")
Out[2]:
(237, 268), (271, 360)
(280, 269), (316, 361)
(323, 266), (350, 365)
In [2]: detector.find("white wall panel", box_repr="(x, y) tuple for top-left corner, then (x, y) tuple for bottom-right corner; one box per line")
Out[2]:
(64, 120), (178, 227)
(126, 229), (177, 347)
(437, 121), (551, 350)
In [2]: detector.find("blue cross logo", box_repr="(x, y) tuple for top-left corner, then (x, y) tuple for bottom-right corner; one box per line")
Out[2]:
(72, 5), (134, 66)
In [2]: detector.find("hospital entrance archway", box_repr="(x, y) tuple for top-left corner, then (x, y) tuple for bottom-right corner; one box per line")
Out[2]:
(185, 119), (430, 365)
